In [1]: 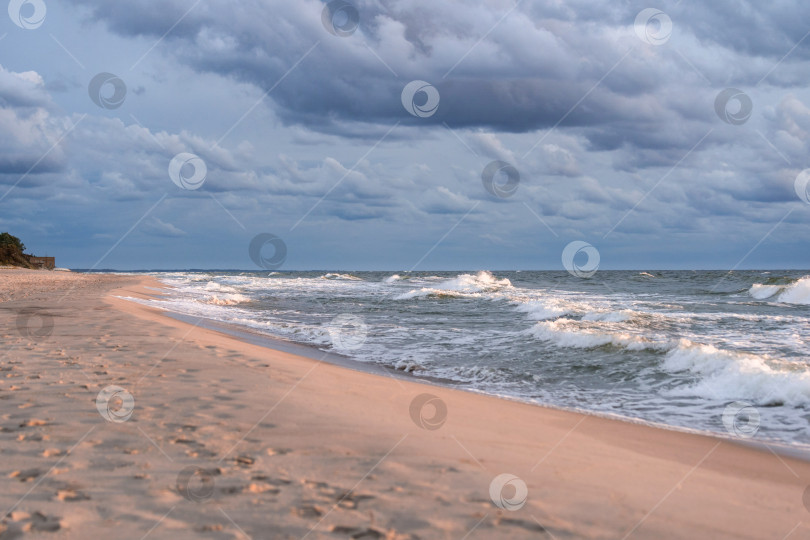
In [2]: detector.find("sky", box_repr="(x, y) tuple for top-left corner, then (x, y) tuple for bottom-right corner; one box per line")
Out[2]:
(2, 0), (810, 270)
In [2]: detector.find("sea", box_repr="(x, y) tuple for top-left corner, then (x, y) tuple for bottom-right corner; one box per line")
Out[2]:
(116, 270), (810, 448)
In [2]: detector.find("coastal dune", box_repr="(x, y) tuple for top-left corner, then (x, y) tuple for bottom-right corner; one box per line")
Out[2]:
(0, 269), (808, 539)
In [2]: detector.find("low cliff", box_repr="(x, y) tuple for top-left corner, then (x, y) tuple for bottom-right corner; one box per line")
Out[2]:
(0, 233), (36, 269)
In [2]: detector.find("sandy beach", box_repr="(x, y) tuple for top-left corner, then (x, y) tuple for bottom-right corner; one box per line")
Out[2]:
(0, 269), (808, 539)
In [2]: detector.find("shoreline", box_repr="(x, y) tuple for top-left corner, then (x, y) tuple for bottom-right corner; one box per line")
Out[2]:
(123, 274), (810, 461)
(152, 302), (810, 462)
(2, 269), (809, 538)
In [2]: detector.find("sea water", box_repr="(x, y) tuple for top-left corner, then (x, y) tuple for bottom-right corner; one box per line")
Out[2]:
(121, 270), (810, 448)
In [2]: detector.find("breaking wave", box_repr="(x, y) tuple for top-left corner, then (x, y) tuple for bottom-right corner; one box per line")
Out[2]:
(320, 273), (363, 281)
(204, 293), (251, 306)
(662, 340), (810, 406)
(748, 276), (810, 304)
(527, 318), (667, 351)
(394, 271), (512, 300)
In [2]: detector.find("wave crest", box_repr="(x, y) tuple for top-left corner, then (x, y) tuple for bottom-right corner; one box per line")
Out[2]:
(748, 276), (810, 304)
(662, 340), (810, 406)
(394, 271), (512, 300)
(320, 273), (363, 281)
(527, 318), (665, 351)
(204, 293), (251, 306)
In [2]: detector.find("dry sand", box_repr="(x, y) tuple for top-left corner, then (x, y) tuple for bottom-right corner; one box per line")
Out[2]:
(1, 268), (809, 539)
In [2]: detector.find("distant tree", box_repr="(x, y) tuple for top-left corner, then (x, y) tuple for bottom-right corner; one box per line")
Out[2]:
(0, 232), (25, 253)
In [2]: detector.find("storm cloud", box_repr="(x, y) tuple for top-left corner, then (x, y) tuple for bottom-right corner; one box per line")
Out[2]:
(1, 0), (809, 269)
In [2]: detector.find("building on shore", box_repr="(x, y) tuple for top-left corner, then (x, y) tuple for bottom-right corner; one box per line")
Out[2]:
(25, 256), (55, 270)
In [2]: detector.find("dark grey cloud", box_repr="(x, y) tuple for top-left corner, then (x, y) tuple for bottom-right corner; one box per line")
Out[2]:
(64, 0), (810, 145)
(60, 0), (756, 141)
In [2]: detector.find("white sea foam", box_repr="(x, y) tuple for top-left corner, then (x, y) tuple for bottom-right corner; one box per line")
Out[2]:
(515, 297), (633, 323)
(203, 281), (239, 292)
(749, 283), (782, 300)
(748, 276), (810, 304)
(662, 340), (810, 405)
(776, 277), (810, 304)
(204, 293), (251, 306)
(321, 273), (363, 281)
(514, 299), (570, 320)
(384, 274), (402, 283)
(581, 311), (633, 323)
(527, 319), (666, 351)
(394, 271), (512, 300)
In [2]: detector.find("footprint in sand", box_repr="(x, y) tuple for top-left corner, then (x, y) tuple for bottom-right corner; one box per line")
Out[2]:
(16, 432), (47, 442)
(171, 436), (217, 458)
(292, 504), (323, 518)
(243, 482), (280, 495)
(9, 468), (43, 482)
(55, 488), (91, 502)
(233, 455), (254, 467)
(329, 525), (386, 539)
(491, 515), (548, 534)
(1, 511), (62, 535)
(335, 491), (375, 510)
(250, 474), (291, 487)
(301, 480), (375, 510)
(19, 418), (49, 427)
(22, 511), (62, 533)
